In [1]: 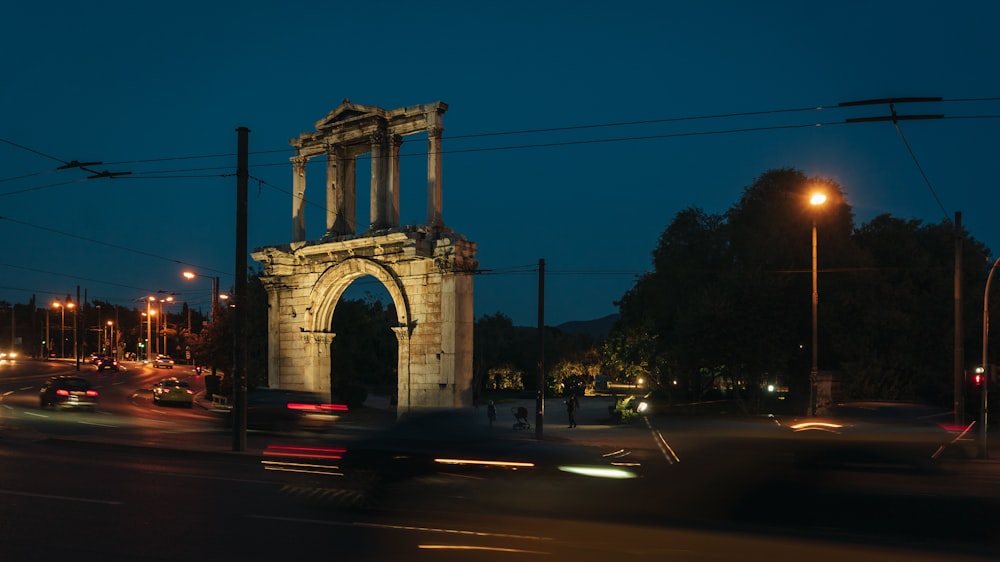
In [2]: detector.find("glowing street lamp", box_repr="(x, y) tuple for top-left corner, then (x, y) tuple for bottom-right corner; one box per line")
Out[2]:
(146, 296), (157, 363)
(182, 271), (220, 323)
(52, 299), (74, 358)
(808, 191), (827, 416)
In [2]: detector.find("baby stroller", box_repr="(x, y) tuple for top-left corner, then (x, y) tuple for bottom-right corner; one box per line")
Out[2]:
(512, 406), (531, 430)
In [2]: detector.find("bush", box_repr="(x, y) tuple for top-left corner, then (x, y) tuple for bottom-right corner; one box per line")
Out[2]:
(609, 395), (642, 423)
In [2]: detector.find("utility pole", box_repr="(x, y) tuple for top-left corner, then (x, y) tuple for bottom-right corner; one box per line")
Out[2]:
(955, 212), (965, 426)
(536, 258), (545, 439)
(233, 126), (250, 452)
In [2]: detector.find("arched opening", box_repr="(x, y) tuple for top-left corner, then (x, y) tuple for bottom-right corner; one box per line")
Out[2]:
(329, 275), (398, 413)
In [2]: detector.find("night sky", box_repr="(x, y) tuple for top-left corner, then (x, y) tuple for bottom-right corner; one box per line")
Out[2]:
(2, 0), (998, 326)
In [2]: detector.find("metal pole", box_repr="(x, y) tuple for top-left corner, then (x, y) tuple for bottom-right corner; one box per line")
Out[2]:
(809, 220), (819, 416)
(59, 306), (65, 358)
(146, 299), (153, 363)
(233, 126), (250, 452)
(536, 258), (545, 439)
(45, 308), (50, 360)
(980, 256), (999, 459)
(956, 212), (965, 426)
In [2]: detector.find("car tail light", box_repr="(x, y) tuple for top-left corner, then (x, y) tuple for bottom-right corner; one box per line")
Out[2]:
(287, 403), (348, 412)
(287, 403), (321, 412)
(56, 389), (69, 396)
(86, 390), (98, 397)
(185, 389), (194, 395)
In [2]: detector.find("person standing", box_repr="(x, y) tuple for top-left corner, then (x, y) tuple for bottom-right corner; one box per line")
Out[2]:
(566, 394), (579, 428)
(487, 400), (497, 426)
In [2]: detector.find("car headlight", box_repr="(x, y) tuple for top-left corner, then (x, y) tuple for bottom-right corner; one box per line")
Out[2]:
(636, 401), (649, 413)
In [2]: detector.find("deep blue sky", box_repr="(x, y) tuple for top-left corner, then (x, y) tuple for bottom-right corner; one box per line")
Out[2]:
(2, 1), (998, 326)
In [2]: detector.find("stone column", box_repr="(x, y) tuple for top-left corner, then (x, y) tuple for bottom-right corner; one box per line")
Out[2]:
(387, 134), (403, 227)
(427, 126), (444, 228)
(392, 325), (411, 414)
(325, 145), (339, 234)
(266, 287), (281, 388)
(369, 130), (389, 230)
(340, 150), (357, 235)
(291, 155), (307, 242)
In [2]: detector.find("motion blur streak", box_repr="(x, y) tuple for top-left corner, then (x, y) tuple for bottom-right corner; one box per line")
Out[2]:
(557, 465), (638, 479)
(263, 445), (345, 460)
(261, 460), (343, 476)
(433, 458), (534, 468)
(418, 544), (549, 554)
(790, 421), (844, 432)
(249, 515), (551, 542)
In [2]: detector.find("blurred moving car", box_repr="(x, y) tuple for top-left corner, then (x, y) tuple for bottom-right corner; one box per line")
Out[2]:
(95, 355), (119, 372)
(39, 376), (99, 411)
(331, 409), (639, 508)
(152, 377), (194, 407)
(0, 350), (17, 362)
(153, 355), (175, 369)
(781, 401), (957, 470)
(220, 387), (346, 431)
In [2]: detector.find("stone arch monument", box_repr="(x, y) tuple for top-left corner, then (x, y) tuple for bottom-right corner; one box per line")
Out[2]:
(251, 100), (478, 412)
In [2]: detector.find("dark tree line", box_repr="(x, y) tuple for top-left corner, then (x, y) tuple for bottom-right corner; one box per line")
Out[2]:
(606, 168), (992, 414)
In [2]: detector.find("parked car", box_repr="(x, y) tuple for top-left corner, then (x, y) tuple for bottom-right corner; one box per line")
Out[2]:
(152, 377), (194, 407)
(153, 355), (175, 369)
(95, 355), (119, 372)
(39, 376), (98, 411)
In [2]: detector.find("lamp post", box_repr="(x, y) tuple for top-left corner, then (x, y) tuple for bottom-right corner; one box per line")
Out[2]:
(182, 271), (219, 323)
(158, 295), (174, 357)
(53, 302), (64, 358)
(52, 300), (73, 358)
(106, 320), (114, 357)
(45, 307), (51, 359)
(980, 256), (1000, 459)
(146, 296), (156, 363)
(808, 192), (827, 416)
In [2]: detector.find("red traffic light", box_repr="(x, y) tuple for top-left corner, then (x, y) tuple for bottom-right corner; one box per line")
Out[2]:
(973, 373), (985, 388)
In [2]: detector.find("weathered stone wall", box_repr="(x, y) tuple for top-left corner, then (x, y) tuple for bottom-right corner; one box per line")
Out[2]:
(252, 228), (476, 413)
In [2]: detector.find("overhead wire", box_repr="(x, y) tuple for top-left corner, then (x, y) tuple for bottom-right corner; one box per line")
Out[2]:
(0, 97), (997, 300)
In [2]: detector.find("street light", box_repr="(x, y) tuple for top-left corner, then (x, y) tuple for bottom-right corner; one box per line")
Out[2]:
(808, 191), (827, 416)
(182, 271), (220, 323)
(52, 299), (74, 358)
(146, 296), (156, 363)
(106, 320), (114, 357)
(157, 295), (174, 356)
(979, 255), (1000, 458)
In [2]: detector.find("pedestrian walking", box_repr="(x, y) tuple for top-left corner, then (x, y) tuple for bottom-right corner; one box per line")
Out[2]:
(487, 400), (497, 426)
(566, 394), (579, 428)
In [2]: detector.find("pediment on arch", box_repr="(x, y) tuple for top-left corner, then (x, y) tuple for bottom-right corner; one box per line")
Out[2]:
(314, 99), (388, 131)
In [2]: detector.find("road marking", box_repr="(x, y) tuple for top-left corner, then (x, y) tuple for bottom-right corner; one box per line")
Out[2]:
(0, 488), (123, 505)
(77, 420), (120, 428)
(247, 514), (552, 541)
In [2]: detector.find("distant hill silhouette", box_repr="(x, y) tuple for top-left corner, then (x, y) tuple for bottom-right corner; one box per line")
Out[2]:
(554, 313), (619, 338)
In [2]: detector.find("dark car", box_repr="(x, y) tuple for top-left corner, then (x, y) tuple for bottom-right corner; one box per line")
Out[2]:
(221, 388), (346, 431)
(782, 401), (956, 470)
(39, 376), (99, 411)
(331, 409), (639, 509)
(95, 355), (119, 372)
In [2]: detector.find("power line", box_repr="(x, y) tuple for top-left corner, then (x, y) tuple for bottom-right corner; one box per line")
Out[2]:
(0, 216), (229, 276)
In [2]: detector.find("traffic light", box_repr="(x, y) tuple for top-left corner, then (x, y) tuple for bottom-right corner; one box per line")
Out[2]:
(973, 372), (985, 389)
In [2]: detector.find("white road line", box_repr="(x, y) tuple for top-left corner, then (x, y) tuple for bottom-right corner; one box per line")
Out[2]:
(0, 488), (123, 505)
(246, 514), (552, 541)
